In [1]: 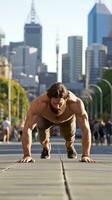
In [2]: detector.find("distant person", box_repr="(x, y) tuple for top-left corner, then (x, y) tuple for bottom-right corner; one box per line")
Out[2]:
(89, 120), (94, 144)
(105, 120), (112, 145)
(19, 82), (95, 163)
(93, 120), (99, 145)
(2, 116), (11, 143)
(98, 120), (105, 145)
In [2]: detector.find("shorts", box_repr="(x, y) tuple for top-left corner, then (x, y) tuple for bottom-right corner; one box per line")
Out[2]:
(37, 115), (76, 143)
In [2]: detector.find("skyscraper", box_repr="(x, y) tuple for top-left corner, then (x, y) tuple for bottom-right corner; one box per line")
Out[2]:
(11, 45), (38, 79)
(85, 44), (107, 88)
(62, 53), (70, 83)
(24, 0), (42, 63)
(68, 36), (82, 83)
(88, 2), (112, 45)
(103, 37), (112, 67)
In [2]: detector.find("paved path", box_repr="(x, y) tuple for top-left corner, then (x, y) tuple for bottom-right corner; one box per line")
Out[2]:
(0, 137), (112, 200)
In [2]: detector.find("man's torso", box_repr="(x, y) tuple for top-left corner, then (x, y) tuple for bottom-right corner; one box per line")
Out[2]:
(32, 91), (80, 124)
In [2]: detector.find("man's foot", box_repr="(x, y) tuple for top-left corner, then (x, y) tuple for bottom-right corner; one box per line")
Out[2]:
(41, 145), (51, 159)
(67, 146), (77, 159)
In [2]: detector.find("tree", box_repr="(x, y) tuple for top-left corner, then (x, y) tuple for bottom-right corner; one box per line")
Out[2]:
(0, 76), (29, 125)
(98, 69), (112, 120)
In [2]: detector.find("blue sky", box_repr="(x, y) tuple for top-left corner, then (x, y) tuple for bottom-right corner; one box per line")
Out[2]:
(0, 0), (112, 75)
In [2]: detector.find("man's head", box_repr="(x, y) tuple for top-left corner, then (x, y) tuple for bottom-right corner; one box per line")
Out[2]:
(47, 82), (69, 114)
(47, 82), (69, 99)
(3, 116), (7, 120)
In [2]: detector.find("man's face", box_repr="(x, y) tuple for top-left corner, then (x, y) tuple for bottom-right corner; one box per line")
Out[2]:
(50, 97), (65, 110)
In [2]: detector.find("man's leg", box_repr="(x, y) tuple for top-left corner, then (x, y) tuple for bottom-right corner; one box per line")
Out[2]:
(37, 117), (54, 159)
(6, 129), (10, 142)
(60, 116), (77, 159)
(3, 129), (7, 142)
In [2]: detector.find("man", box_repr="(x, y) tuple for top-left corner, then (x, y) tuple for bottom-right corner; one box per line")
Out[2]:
(105, 119), (112, 145)
(19, 82), (95, 163)
(2, 116), (11, 143)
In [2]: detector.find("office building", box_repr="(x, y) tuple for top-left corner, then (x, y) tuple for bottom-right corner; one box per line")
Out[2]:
(88, 2), (112, 45)
(62, 53), (70, 83)
(85, 44), (107, 88)
(9, 41), (24, 52)
(103, 37), (112, 67)
(38, 72), (57, 94)
(68, 36), (83, 83)
(10, 45), (38, 80)
(24, 0), (42, 63)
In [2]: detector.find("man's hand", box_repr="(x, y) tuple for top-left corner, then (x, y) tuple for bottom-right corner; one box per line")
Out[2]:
(18, 156), (35, 163)
(80, 156), (96, 163)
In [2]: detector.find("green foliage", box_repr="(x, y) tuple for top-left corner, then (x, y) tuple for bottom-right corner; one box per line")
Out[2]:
(87, 69), (112, 120)
(0, 76), (29, 125)
(97, 69), (112, 119)
(103, 69), (112, 84)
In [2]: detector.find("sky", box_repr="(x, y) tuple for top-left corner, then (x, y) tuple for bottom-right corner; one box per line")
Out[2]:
(0, 0), (112, 77)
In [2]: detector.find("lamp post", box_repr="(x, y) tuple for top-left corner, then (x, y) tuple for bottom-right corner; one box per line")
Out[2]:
(8, 51), (15, 122)
(8, 63), (12, 122)
(98, 79), (112, 120)
(89, 84), (103, 118)
(17, 90), (20, 119)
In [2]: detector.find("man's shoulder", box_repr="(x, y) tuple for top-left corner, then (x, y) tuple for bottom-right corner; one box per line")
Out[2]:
(30, 93), (49, 111)
(68, 91), (82, 104)
(33, 92), (49, 103)
(68, 92), (85, 115)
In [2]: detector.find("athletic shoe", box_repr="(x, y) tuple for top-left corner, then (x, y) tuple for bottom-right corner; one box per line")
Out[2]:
(67, 146), (77, 159)
(41, 145), (51, 159)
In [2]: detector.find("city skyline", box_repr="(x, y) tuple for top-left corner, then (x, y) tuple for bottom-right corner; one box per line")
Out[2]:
(0, 0), (112, 75)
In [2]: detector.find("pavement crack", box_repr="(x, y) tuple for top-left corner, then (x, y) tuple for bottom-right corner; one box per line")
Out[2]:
(60, 159), (73, 200)
(0, 163), (18, 173)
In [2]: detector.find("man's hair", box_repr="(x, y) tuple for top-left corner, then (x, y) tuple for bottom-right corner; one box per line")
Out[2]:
(3, 116), (7, 120)
(47, 82), (69, 99)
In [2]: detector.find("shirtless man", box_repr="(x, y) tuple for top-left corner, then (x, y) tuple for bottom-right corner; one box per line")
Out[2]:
(19, 82), (95, 163)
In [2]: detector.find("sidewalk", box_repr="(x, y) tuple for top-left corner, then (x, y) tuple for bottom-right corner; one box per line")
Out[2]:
(0, 139), (112, 200)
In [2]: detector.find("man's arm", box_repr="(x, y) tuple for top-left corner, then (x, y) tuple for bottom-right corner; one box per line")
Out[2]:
(22, 119), (33, 159)
(77, 112), (91, 156)
(76, 99), (95, 162)
(19, 104), (39, 163)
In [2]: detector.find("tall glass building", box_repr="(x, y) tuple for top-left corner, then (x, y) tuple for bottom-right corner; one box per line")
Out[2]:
(88, 2), (112, 45)
(103, 37), (112, 67)
(24, 0), (42, 63)
(62, 53), (70, 83)
(68, 36), (82, 83)
(85, 44), (107, 88)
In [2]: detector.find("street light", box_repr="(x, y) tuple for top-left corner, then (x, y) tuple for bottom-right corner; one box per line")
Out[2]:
(97, 78), (112, 120)
(8, 63), (12, 122)
(89, 84), (103, 118)
(17, 90), (20, 119)
(8, 51), (16, 122)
